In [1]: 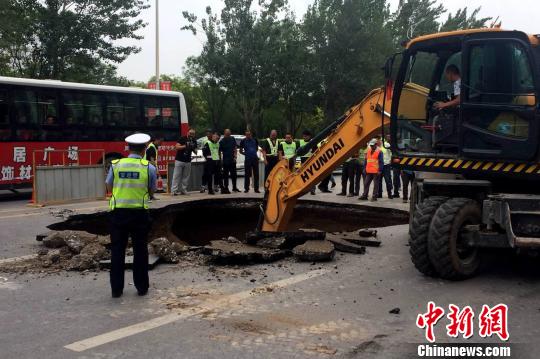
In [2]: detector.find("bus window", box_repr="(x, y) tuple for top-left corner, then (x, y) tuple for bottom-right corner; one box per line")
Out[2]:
(124, 96), (142, 126)
(38, 91), (58, 125)
(84, 94), (103, 126)
(106, 95), (127, 127)
(161, 97), (180, 128)
(143, 96), (161, 127)
(0, 90), (8, 125)
(0, 90), (9, 141)
(13, 90), (38, 124)
(63, 92), (84, 125)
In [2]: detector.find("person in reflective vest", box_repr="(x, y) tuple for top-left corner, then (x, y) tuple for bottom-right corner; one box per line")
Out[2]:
(378, 140), (394, 199)
(202, 132), (225, 195)
(359, 138), (383, 201)
(299, 130), (316, 195)
(278, 133), (297, 161)
(105, 133), (157, 298)
(262, 129), (279, 180)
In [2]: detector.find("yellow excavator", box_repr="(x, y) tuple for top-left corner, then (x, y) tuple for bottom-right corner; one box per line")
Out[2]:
(259, 28), (540, 280)
(257, 72), (428, 233)
(258, 87), (390, 232)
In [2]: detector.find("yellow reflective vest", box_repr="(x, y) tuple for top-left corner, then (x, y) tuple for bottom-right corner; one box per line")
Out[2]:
(266, 138), (279, 156)
(109, 157), (150, 210)
(281, 141), (297, 159)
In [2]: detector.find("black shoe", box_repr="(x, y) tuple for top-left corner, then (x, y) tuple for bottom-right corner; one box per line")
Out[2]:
(221, 188), (231, 194)
(347, 193), (355, 197)
(208, 191), (215, 195)
(393, 193), (400, 198)
(370, 197), (378, 202)
(112, 290), (123, 298)
(388, 195), (393, 199)
(254, 189), (261, 193)
(319, 189), (332, 193)
(137, 289), (148, 296)
(359, 196), (368, 201)
(233, 188), (241, 193)
(310, 190), (316, 195)
(331, 182), (336, 188)
(336, 192), (346, 196)
(244, 189), (249, 193)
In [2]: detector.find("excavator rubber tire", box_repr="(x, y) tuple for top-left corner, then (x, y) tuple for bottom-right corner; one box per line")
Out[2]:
(409, 196), (448, 277)
(428, 198), (481, 280)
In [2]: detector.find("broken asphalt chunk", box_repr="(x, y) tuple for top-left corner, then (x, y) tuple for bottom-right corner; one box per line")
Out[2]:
(326, 235), (366, 254)
(203, 240), (288, 265)
(292, 240), (335, 262)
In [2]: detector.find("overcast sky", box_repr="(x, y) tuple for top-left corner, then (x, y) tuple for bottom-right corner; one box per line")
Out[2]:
(117, 0), (540, 81)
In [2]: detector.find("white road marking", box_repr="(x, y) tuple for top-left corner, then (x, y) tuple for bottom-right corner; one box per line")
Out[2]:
(0, 254), (37, 265)
(64, 269), (329, 352)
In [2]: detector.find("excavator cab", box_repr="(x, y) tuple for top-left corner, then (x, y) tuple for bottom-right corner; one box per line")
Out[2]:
(389, 29), (540, 280)
(391, 30), (540, 162)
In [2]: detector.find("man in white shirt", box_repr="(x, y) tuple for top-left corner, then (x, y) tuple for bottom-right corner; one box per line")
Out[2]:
(434, 64), (461, 110)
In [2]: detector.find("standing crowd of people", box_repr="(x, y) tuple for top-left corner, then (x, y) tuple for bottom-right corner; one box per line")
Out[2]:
(339, 135), (414, 203)
(169, 129), (414, 202)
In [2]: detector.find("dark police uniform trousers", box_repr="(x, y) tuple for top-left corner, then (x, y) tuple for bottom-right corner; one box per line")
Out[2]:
(109, 209), (150, 294)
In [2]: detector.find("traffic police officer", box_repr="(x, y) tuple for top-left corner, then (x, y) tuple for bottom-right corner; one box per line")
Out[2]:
(106, 133), (157, 298)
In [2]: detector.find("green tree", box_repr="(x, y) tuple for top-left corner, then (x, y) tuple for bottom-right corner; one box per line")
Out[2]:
(439, 7), (491, 32)
(182, 6), (229, 132)
(303, 0), (393, 122)
(0, 0), (149, 83)
(388, 0), (445, 48)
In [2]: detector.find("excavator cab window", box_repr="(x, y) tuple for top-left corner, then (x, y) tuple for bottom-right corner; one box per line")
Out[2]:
(393, 32), (539, 162)
(394, 48), (461, 155)
(461, 37), (539, 160)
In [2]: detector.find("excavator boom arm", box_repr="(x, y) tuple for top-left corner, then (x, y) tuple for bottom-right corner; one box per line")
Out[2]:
(260, 88), (391, 232)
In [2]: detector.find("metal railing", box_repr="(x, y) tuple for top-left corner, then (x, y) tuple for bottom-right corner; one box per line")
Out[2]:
(31, 149), (106, 206)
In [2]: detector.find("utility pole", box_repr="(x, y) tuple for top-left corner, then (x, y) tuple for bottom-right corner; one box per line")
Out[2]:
(155, 0), (160, 90)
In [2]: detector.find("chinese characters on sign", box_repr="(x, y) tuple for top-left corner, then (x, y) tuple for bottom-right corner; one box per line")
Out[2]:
(43, 146), (54, 161)
(67, 146), (79, 161)
(0, 147), (33, 182)
(1, 166), (14, 181)
(417, 302), (509, 342)
(13, 147), (26, 163)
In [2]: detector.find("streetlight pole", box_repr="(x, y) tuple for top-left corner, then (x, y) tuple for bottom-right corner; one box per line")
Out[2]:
(155, 0), (160, 90)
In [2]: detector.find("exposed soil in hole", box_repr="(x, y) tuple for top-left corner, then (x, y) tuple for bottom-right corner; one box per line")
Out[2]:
(48, 198), (409, 246)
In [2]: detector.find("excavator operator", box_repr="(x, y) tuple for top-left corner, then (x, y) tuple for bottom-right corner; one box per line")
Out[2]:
(434, 65), (461, 111)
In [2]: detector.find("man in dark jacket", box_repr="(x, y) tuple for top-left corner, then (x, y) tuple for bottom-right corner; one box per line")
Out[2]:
(239, 130), (260, 193)
(171, 129), (197, 195)
(219, 129), (239, 193)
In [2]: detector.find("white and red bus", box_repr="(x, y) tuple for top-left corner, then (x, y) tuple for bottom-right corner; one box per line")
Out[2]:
(0, 76), (189, 189)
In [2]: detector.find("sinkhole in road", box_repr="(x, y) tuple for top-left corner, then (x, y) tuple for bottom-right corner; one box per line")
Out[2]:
(49, 198), (409, 246)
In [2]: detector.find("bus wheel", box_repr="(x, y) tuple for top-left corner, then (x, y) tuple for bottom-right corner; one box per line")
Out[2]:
(428, 198), (481, 280)
(409, 196), (448, 277)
